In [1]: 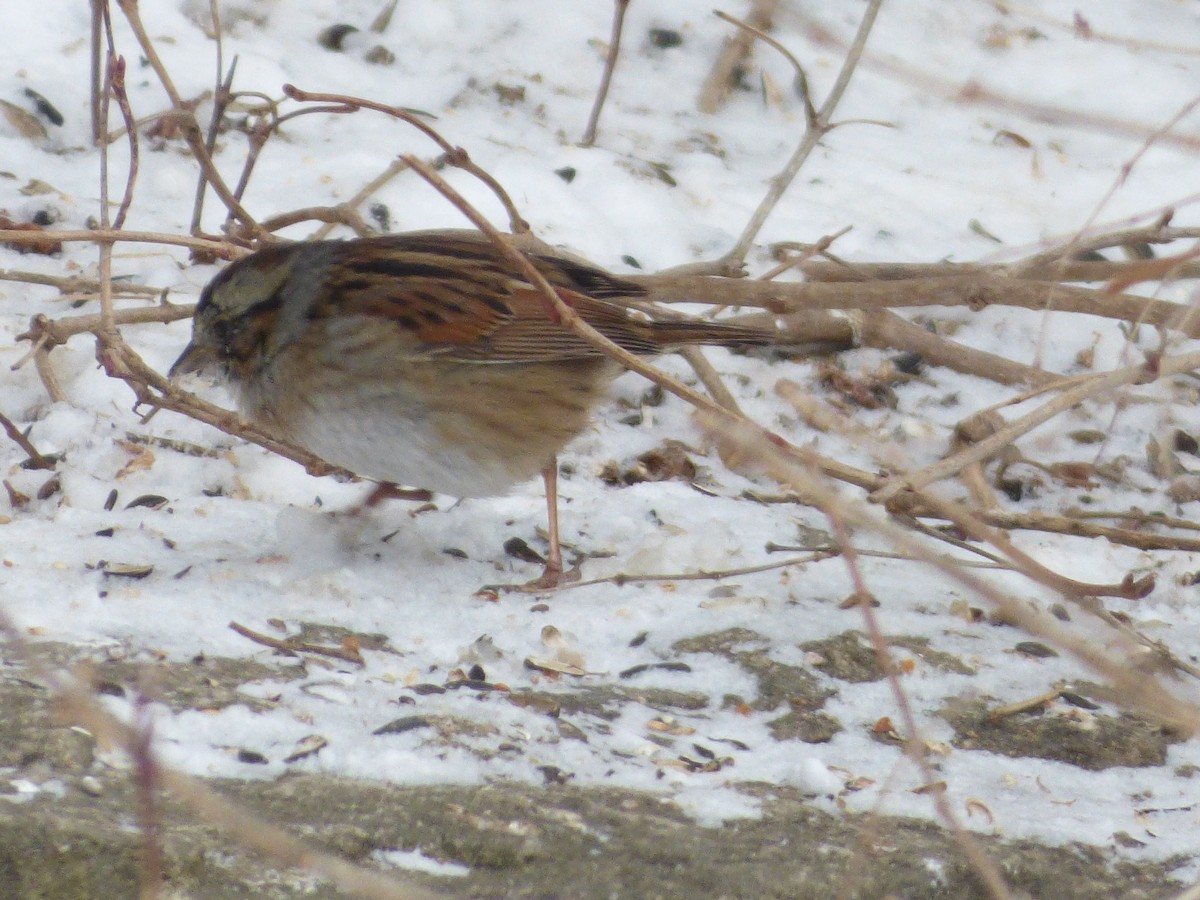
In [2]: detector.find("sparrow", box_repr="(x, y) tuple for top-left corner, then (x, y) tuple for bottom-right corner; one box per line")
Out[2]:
(171, 230), (770, 588)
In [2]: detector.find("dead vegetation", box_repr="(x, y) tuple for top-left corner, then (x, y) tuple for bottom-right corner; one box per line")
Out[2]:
(1, 1), (1199, 898)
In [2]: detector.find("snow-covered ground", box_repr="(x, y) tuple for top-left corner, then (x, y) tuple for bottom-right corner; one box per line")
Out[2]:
(1, 0), (1199, 886)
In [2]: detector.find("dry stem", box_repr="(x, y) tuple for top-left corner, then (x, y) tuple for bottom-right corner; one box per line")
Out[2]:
(0, 410), (55, 469)
(700, 412), (1200, 733)
(794, 8), (1200, 153)
(635, 272), (1200, 337)
(698, 0), (781, 114)
(0, 607), (442, 900)
(580, 0), (630, 146)
(282, 85), (530, 234)
(115, 0), (260, 233)
(875, 349), (1200, 502)
(828, 514), (1011, 900)
(721, 0), (885, 266)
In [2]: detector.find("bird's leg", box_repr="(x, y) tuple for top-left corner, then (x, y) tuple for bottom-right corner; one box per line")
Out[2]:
(362, 482), (434, 507)
(542, 461), (565, 580)
(517, 460), (580, 591)
(336, 482), (433, 520)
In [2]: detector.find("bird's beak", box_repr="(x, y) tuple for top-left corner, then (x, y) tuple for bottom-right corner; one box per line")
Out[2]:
(169, 342), (217, 379)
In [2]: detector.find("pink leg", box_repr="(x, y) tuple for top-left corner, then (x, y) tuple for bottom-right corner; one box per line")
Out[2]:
(517, 460), (580, 591)
(542, 462), (564, 580)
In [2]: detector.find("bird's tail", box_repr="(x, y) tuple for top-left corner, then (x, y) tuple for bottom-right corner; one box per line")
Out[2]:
(647, 318), (778, 348)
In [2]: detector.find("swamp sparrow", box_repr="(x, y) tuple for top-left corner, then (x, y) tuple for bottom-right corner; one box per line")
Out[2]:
(171, 230), (770, 587)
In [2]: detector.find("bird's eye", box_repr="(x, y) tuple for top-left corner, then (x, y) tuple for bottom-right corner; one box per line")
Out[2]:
(211, 319), (235, 358)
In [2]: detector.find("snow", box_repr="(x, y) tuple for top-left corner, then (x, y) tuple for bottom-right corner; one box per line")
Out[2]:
(1, 0), (1199, 882)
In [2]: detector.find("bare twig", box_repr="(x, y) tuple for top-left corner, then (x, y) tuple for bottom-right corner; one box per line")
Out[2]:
(90, 0), (104, 143)
(970, 509), (1200, 554)
(282, 85), (530, 234)
(829, 514), (1012, 900)
(722, 0), (885, 265)
(873, 349), (1200, 503)
(15, 306), (195, 356)
(96, 342), (353, 479)
(0, 268), (162, 298)
(0, 411), (54, 470)
(580, 0), (630, 146)
(699, 412), (1200, 732)
(115, 0), (260, 233)
(229, 621), (366, 666)
(542, 548), (838, 592)
(258, 205), (374, 237)
(678, 346), (744, 413)
(1014, 6), (1200, 57)
(309, 156), (412, 241)
(96, 8), (124, 340)
(132, 688), (163, 900)
(698, 0), (781, 114)
(32, 350), (66, 403)
(0, 603), (443, 900)
(1028, 97), (1200, 368)
(737, 307), (1059, 387)
(634, 272), (1200, 338)
(0, 228), (240, 257)
(191, 54), (238, 235)
(106, 58), (139, 231)
(801, 256), (1200, 284)
(794, 9), (1200, 153)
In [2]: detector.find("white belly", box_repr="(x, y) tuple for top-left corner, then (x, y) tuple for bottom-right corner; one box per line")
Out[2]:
(240, 377), (541, 498)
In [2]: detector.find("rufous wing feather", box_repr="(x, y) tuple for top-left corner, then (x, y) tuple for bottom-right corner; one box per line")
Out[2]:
(312, 233), (770, 362)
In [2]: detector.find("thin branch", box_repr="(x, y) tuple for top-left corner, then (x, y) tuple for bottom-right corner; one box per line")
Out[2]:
(132, 688), (163, 900)
(580, 0), (630, 146)
(258, 205), (374, 237)
(0, 268), (162, 297)
(309, 156), (412, 241)
(722, 0), (885, 265)
(97, 10), (119, 338)
(698, 412), (1200, 732)
(0, 411), (55, 470)
(0, 605), (443, 900)
(1010, 222), (1200, 277)
(191, 55), (238, 235)
(115, 0), (260, 233)
(96, 341), (353, 479)
(33, 350), (66, 403)
(282, 85), (530, 234)
(736, 307), (1059, 387)
(543, 549), (838, 592)
(873, 349), (1200, 503)
(793, 9), (1200, 153)
(0, 229), (240, 257)
(15, 306), (195, 355)
(829, 514), (1012, 900)
(698, 0), (781, 114)
(107, 53), (138, 232)
(714, 7), (816, 123)
(801, 257), (1200, 284)
(90, 0), (104, 143)
(229, 621), (366, 666)
(970, 509), (1200, 554)
(634, 272), (1200, 338)
(678, 346), (744, 413)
